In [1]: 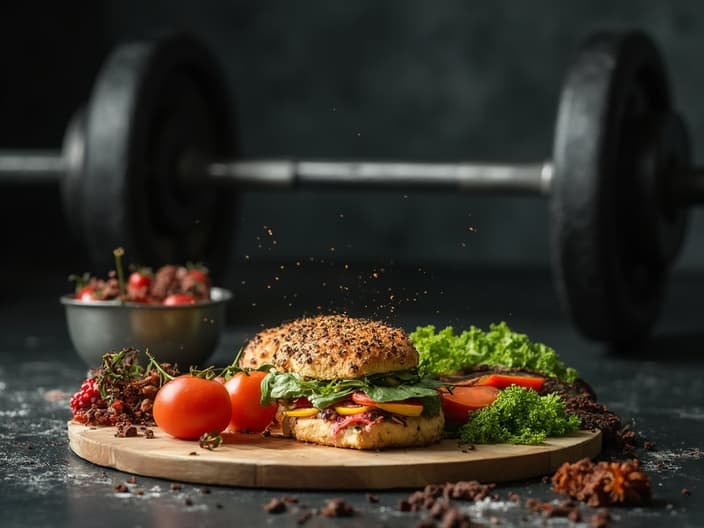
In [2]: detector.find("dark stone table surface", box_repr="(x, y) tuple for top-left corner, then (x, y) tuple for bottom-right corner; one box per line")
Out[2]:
(1, 268), (703, 527)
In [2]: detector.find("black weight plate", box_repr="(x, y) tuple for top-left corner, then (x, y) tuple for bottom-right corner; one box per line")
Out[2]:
(60, 107), (87, 242)
(80, 33), (237, 278)
(551, 31), (676, 342)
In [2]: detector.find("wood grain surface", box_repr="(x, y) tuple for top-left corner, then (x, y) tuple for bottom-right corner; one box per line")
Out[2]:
(67, 422), (601, 490)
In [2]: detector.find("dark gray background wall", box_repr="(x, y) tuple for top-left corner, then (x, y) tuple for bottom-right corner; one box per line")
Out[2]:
(3, 1), (704, 282)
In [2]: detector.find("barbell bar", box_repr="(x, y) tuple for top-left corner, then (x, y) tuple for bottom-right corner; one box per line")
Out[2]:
(0, 152), (552, 192)
(0, 30), (698, 343)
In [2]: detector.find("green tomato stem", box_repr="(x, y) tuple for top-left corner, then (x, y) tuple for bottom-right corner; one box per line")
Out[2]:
(113, 246), (126, 301)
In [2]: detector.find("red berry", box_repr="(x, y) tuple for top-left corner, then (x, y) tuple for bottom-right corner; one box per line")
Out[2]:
(69, 378), (105, 415)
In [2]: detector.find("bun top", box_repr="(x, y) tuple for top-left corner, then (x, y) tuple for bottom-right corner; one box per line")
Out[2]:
(239, 314), (418, 379)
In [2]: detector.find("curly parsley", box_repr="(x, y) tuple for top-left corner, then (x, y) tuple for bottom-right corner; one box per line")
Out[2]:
(459, 385), (581, 445)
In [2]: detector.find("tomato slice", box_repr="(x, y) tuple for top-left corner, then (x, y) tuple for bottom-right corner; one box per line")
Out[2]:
(475, 374), (545, 391)
(351, 392), (377, 406)
(350, 393), (424, 417)
(293, 397), (313, 408)
(439, 385), (500, 426)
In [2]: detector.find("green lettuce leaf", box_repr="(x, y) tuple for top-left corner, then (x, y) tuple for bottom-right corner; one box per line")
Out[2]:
(410, 321), (577, 382)
(260, 369), (442, 416)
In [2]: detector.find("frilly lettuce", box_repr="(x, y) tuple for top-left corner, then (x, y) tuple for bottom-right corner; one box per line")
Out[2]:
(410, 321), (577, 382)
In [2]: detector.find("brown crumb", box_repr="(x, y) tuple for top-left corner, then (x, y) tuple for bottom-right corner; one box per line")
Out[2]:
(184, 498), (193, 506)
(507, 492), (521, 503)
(114, 483), (129, 493)
(170, 483), (182, 491)
(114, 422), (138, 438)
(188, 452), (198, 456)
(399, 499), (413, 512)
(430, 499), (450, 519)
(199, 486), (211, 494)
(297, 510), (313, 525)
(320, 498), (355, 517)
(127, 476), (137, 484)
(263, 497), (286, 514)
(440, 506), (473, 528)
(682, 488), (691, 496)
(366, 493), (379, 503)
(590, 508), (610, 528)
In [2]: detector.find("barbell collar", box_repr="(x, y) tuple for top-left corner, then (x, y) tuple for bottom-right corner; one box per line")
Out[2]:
(0, 151), (64, 184)
(207, 159), (554, 194)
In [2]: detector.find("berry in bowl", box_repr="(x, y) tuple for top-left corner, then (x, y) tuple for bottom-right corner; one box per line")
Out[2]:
(61, 249), (232, 368)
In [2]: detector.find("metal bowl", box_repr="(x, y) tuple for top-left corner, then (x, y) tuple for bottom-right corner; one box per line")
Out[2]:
(61, 287), (232, 368)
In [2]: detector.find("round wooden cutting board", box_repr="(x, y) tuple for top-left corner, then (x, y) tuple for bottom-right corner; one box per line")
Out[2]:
(68, 422), (601, 490)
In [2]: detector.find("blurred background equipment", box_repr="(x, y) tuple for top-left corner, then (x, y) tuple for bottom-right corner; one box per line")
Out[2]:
(2, 1), (704, 340)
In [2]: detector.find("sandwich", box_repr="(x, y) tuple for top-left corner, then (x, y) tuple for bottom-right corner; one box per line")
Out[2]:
(242, 314), (444, 450)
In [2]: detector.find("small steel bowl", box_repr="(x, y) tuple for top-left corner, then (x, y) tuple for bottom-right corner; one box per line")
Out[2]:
(60, 287), (232, 368)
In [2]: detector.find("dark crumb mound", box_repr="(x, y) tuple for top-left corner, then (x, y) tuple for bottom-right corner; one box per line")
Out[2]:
(399, 481), (497, 513)
(263, 497), (287, 514)
(320, 498), (355, 517)
(366, 493), (379, 503)
(525, 497), (582, 520)
(113, 483), (129, 493)
(552, 458), (652, 507)
(170, 483), (182, 491)
(76, 348), (180, 428)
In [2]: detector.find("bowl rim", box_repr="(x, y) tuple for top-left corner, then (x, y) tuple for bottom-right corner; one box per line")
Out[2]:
(60, 286), (232, 309)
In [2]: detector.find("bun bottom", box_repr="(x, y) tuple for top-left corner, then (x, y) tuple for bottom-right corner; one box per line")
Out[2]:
(282, 413), (445, 450)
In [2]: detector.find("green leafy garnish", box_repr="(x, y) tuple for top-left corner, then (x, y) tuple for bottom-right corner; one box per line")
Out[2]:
(410, 321), (577, 382)
(459, 385), (581, 445)
(260, 369), (442, 416)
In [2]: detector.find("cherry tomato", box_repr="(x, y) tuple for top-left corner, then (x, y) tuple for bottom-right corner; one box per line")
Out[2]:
(127, 270), (151, 302)
(75, 286), (97, 301)
(153, 376), (232, 439)
(163, 293), (197, 305)
(224, 371), (277, 433)
(187, 269), (209, 285)
(439, 386), (500, 426)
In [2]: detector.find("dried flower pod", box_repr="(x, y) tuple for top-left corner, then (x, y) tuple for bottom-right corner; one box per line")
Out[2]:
(552, 458), (652, 507)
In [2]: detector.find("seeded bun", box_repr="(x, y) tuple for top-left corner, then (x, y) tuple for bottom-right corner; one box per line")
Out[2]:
(238, 326), (282, 370)
(282, 413), (445, 450)
(239, 314), (418, 379)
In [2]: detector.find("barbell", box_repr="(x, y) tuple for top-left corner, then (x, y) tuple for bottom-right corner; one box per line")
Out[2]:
(0, 30), (699, 343)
